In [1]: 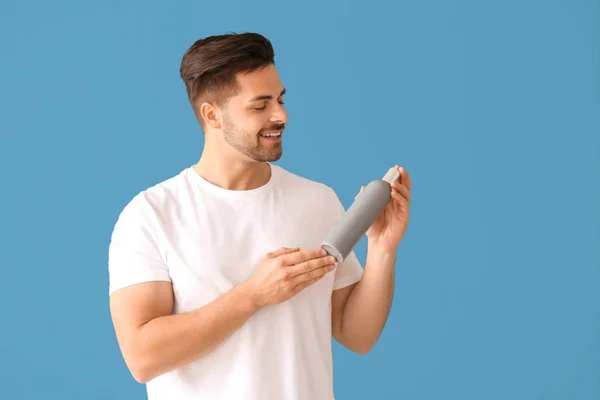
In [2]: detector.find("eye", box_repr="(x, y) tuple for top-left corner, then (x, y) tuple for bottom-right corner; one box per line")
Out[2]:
(253, 99), (285, 111)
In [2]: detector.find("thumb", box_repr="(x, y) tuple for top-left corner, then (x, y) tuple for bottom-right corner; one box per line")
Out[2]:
(354, 185), (365, 201)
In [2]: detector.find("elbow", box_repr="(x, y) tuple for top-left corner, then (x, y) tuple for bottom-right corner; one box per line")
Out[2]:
(131, 365), (153, 384)
(336, 329), (379, 355)
(132, 371), (150, 385)
(349, 333), (379, 355)
(128, 359), (153, 384)
(339, 334), (377, 355)
(124, 351), (160, 384)
(353, 341), (376, 355)
(130, 360), (162, 384)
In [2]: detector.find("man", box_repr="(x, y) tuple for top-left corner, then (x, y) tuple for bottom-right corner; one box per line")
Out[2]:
(108, 32), (411, 400)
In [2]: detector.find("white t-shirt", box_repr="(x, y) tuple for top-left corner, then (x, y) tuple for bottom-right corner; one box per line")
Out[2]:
(108, 163), (364, 400)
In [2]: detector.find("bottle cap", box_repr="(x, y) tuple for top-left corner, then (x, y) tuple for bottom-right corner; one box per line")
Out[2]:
(382, 167), (400, 184)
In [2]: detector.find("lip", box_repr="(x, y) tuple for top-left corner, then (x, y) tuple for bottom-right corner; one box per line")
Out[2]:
(260, 130), (283, 136)
(259, 130), (283, 142)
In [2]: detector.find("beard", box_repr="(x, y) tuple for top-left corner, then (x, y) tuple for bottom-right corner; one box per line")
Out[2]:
(222, 113), (284, 162)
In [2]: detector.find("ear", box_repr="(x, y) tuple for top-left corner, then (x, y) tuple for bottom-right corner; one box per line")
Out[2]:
(199, 102), (222, 129)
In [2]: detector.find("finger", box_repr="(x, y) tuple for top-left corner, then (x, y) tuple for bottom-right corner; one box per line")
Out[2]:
(395, 165), (411, 191)
(292, 272), (328, 294)
(267, 247), (300, 259)
(278, 248), (327, 266)
(289, 255), (337, 277)
(390, 180), (411, 202)
(391, 188), (410, 205)
(354, 185), (365, 201)
(290, 262), (335, 287)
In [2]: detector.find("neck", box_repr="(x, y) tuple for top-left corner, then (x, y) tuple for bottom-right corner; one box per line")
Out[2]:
(194, 139), (272, 191)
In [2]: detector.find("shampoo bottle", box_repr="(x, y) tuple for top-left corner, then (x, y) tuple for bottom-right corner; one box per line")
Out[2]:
(320, 167), (400, 262)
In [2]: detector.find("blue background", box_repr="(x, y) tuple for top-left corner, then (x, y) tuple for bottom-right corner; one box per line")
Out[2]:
(1, 0), (598, 399)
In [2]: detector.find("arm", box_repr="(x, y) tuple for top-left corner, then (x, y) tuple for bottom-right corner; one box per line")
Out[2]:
(331, 241), (396, 354)
(110, 247), (334, 383)
(332, 165), (411, 354)
(110, 281), (258, 383)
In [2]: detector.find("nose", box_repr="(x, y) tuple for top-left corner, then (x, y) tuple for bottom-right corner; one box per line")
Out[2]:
(270, 102), (289, 125)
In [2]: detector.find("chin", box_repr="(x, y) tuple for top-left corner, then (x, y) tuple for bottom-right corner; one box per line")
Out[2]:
(261, 151), (283, 163)
(263, 154), (282, 162)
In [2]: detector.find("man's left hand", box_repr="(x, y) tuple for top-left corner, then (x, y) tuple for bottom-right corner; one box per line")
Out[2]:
(356, 165), (412, 252)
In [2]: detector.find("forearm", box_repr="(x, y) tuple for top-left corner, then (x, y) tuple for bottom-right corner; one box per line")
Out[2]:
(130, 284), (259, 383)
(340, 242), (396, 353)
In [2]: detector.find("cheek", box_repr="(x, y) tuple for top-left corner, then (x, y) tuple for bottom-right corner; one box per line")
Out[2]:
(246, 115), (269, 133)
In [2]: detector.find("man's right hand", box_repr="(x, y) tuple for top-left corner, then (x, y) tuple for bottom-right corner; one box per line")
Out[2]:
(241, 247), (337, 308)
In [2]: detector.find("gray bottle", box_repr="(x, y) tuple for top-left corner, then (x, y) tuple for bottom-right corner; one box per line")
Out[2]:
(321, 167), (400, 262)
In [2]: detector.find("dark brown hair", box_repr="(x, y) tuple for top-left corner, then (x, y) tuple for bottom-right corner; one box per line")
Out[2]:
(180, 32), (276, 120)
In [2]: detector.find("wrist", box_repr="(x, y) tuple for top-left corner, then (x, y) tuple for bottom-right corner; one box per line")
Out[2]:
(367, 238), (397, 256)
(231, 282), (264, 314)
(365, 246), (397, 276)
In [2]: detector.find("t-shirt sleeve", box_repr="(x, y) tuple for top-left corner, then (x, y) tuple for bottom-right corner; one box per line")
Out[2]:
(327, 188), (364, 290)
(108, 193), (171, 295)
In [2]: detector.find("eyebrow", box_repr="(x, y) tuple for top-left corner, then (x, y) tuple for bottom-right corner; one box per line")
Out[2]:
(248, 88), (286, 102)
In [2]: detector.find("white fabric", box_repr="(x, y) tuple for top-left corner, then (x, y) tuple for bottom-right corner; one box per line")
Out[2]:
(108, 163), (364, 400)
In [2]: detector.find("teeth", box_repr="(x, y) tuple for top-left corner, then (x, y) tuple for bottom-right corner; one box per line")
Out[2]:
(262, 132), (281, 137)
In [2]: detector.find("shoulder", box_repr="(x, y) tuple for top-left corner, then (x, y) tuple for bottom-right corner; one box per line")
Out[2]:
(272, 164), (344, 210)
(112, 168), (191, 230)
(273, 164), (336, 194)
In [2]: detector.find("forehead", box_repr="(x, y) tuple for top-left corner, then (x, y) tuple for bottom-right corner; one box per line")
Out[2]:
(234, 64), (284, 99)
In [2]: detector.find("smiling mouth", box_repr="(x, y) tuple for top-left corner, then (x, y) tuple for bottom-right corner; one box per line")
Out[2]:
(259, 131), (282, 138)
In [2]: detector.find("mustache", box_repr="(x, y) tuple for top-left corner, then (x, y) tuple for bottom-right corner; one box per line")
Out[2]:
(259, 123), (285, 133)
